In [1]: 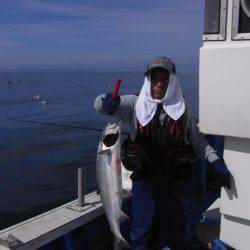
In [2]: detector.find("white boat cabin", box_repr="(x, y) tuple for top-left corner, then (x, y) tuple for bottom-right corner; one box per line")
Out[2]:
(199, 1), (250, 249)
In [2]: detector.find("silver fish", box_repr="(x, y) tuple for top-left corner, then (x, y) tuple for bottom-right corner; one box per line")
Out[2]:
(97, 122), (130, 249)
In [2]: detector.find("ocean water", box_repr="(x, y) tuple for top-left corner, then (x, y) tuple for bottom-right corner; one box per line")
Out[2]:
(0, 71), (198, 230)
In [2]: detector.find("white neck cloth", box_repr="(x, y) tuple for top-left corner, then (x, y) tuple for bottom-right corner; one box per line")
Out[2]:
(135, 73), (185, 126)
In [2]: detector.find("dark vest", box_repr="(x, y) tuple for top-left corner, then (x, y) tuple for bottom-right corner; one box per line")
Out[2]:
(133, 104), (193, 181)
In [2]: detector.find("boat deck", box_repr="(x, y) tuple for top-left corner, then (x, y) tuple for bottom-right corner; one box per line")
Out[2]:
(0, 191), (221, 250)
(0, 192), (104, 249)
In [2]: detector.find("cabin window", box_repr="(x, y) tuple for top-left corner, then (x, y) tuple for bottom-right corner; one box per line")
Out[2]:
(232, 0), (250, 39)
(203, 0), (227, 41)
(239, 0), (250, 33)
(204, 0), (221, 34)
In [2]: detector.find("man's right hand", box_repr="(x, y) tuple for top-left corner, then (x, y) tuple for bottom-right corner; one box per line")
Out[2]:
(102, 93), (121, 115)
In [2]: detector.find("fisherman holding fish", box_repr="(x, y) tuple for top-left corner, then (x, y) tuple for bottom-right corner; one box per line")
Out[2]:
(94, 56), (231, 250)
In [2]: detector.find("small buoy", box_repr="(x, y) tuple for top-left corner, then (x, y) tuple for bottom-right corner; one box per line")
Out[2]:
(40, 100), (47, 110)
(34, 94), (40, 99)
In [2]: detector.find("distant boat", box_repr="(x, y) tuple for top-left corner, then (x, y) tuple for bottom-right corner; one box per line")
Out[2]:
(8, 80), (12, 84)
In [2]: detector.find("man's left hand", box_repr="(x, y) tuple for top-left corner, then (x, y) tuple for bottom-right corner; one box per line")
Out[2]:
(213, 159), (231, 190)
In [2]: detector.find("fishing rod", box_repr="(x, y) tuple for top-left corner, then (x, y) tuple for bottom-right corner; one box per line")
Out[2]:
(7, 118), (130, 136)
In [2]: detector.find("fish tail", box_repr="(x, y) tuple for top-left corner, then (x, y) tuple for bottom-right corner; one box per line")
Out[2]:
(115, 236), (131, 249)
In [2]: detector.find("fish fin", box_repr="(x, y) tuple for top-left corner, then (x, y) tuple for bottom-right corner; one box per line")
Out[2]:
(121, 189), (131, 199)
(119, 211), (130, 223)
(98, 149), (112, 156)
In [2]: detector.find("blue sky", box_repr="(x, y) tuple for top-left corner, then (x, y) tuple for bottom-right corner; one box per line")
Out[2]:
(0, 0), (204, 71)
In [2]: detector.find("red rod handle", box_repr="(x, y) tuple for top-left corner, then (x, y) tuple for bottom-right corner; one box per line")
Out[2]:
(112, 79), (122, 98)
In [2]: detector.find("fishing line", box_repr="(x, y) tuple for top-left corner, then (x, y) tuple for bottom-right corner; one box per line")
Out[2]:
(6, 118), (130, 136)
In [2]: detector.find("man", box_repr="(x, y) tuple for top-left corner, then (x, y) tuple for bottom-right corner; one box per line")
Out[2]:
(94, 57), (230, 249)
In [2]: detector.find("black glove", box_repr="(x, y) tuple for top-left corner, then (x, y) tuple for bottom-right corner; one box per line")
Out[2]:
(213, 158), (231, 190)
(121, 137), (150, 172)
(102, 93), (120, 115)
(121, 144), (142, 171)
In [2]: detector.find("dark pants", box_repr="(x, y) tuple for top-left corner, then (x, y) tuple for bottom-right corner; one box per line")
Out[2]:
(131, 180), (171, 249)
(131, 180), (156, 249)
(130, 180), (200, 250)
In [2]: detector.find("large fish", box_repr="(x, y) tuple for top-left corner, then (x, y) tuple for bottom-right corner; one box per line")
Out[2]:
(96, 122), (131, 249)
